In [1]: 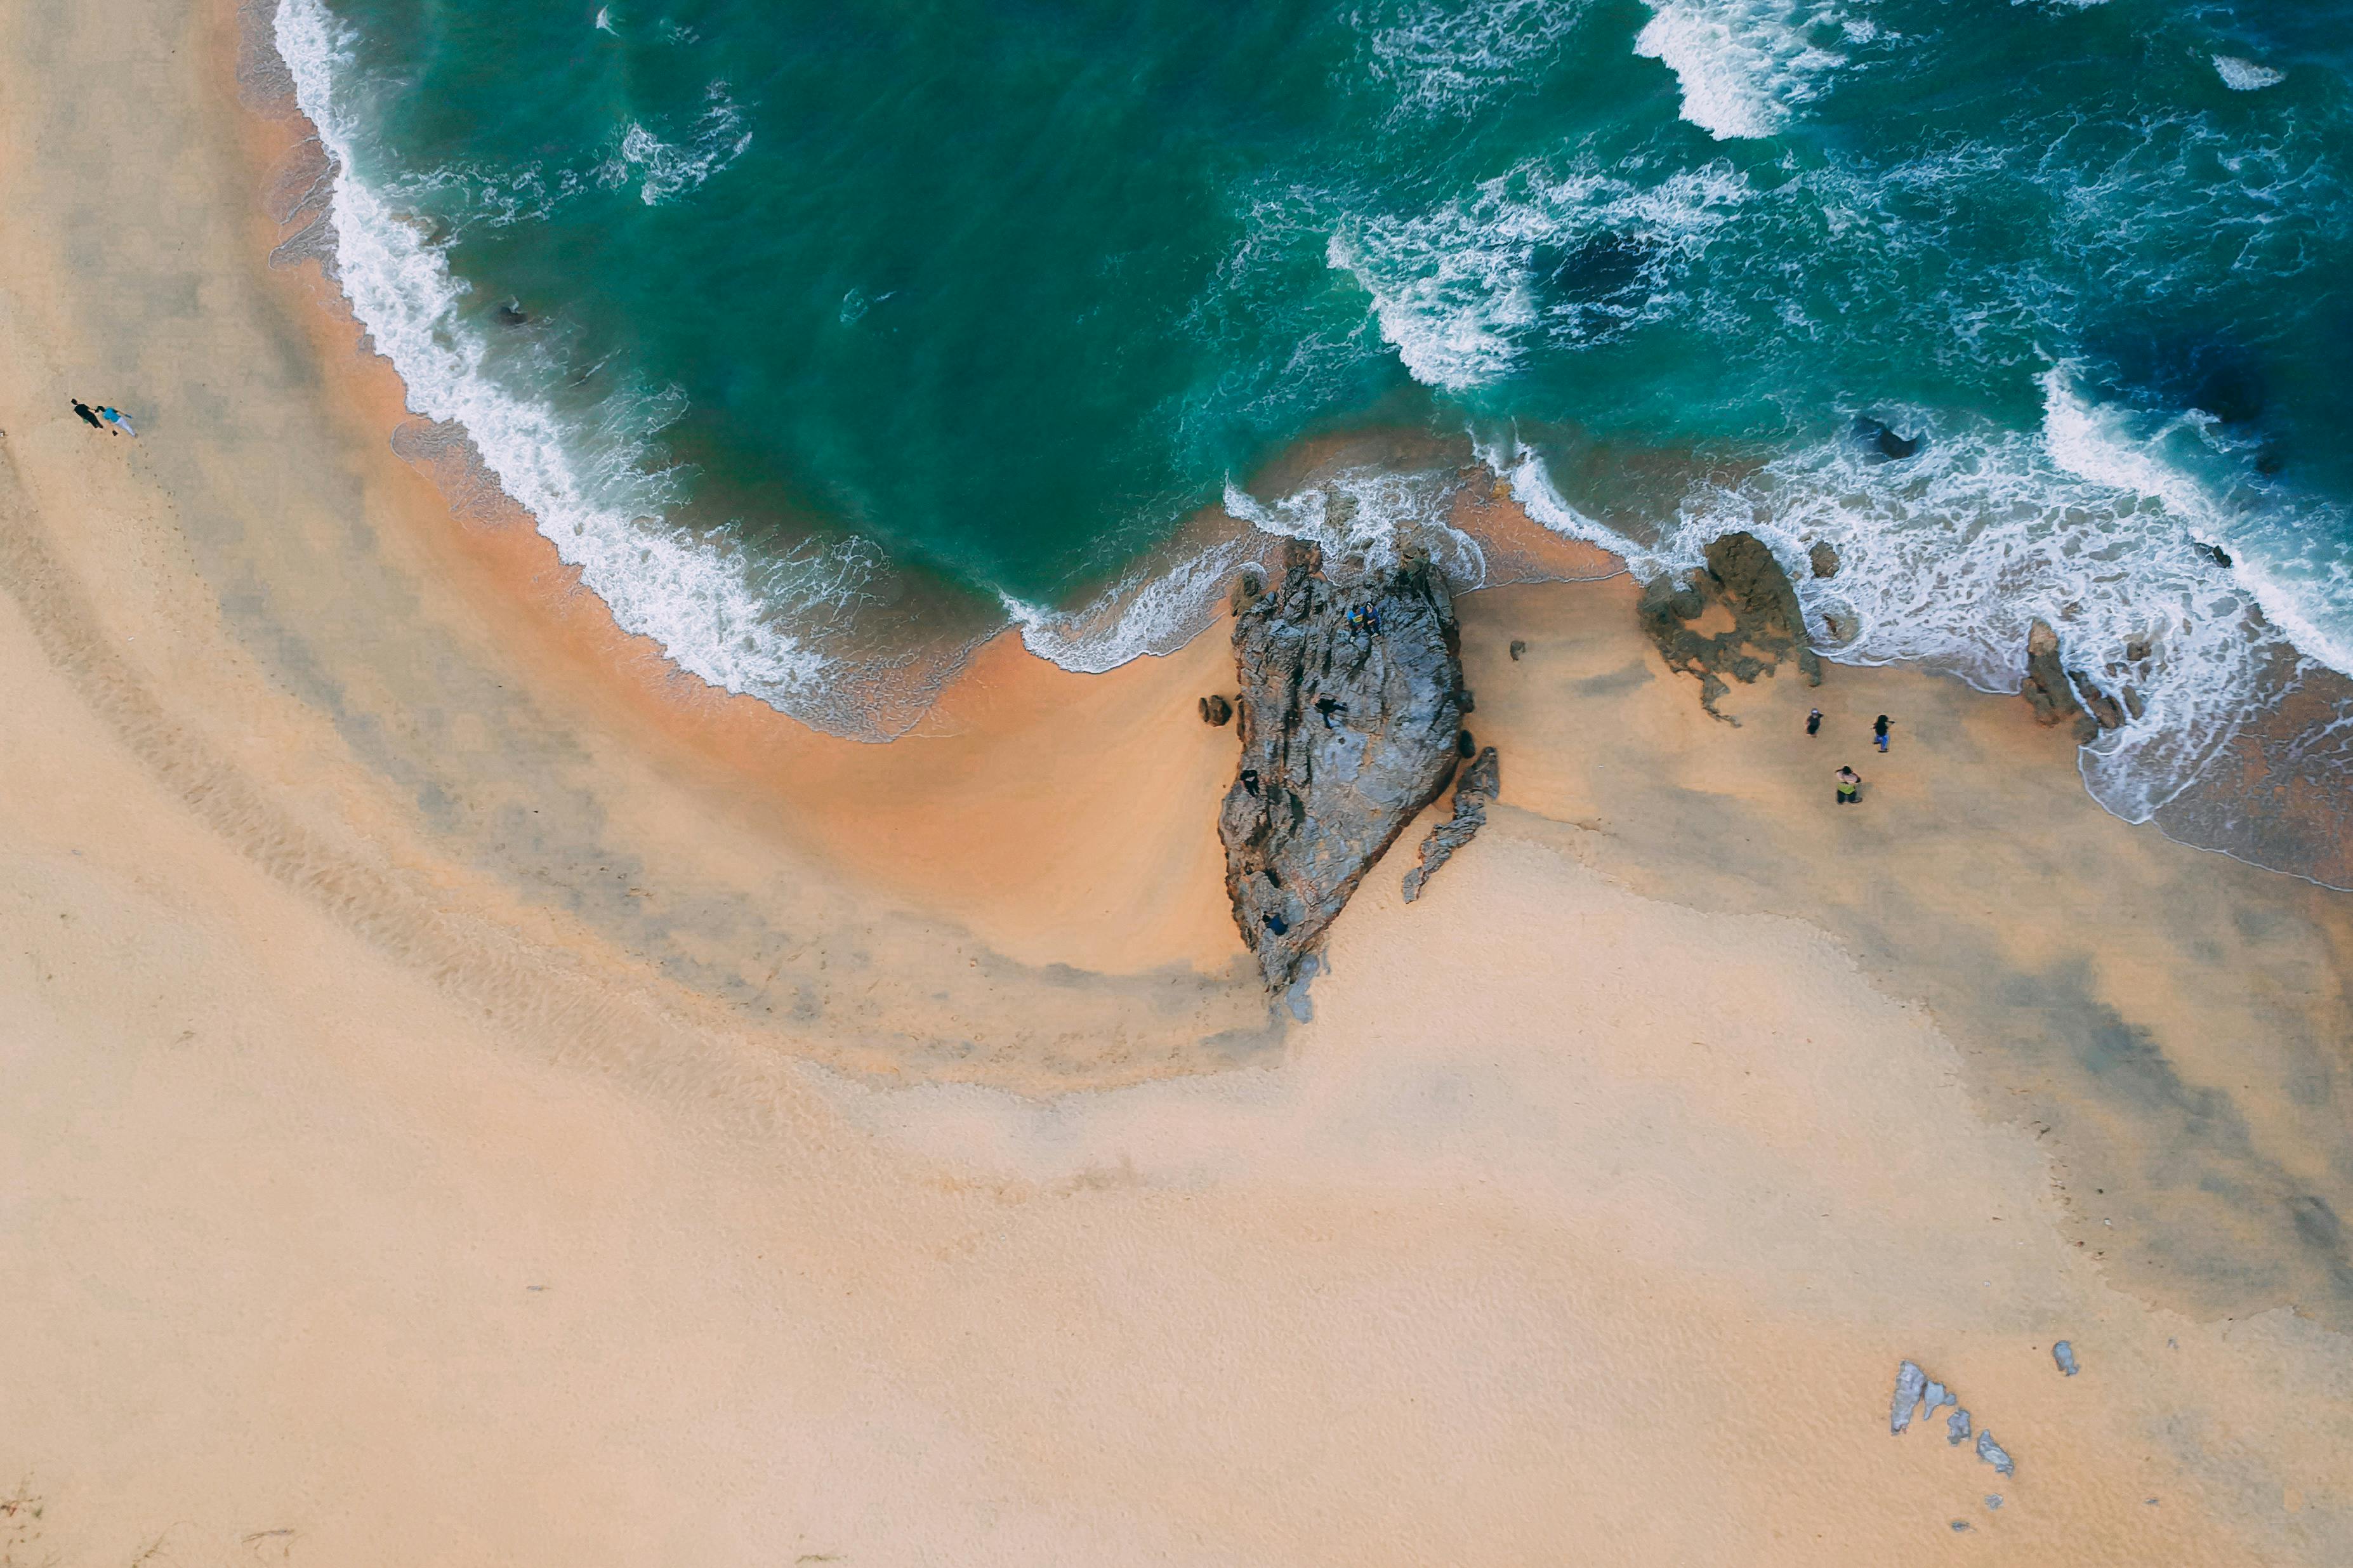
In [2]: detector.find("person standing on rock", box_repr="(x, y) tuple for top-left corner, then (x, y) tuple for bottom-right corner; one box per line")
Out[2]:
(1836, 766), (1862, 805)
(1874, 714), (1892, 752)
(1807, 708), (1822, 737)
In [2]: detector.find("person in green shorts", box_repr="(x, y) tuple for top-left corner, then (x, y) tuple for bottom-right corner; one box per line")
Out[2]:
(1835, 765), (1862, 805)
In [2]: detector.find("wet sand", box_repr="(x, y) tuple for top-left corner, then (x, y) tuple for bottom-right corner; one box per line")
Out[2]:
(2, 1), (2352, 1562)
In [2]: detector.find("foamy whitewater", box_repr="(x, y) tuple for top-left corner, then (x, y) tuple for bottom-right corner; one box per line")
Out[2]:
(266, 0), (2353, 875)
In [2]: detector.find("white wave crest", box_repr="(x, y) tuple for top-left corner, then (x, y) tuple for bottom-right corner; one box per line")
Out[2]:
(1329, 160), (1748, 391)
(275, 0), (859, 714)
(2213, 55), (2285, 92)
(598, 82), (753, 206)
(1635, 1), (1870, 141)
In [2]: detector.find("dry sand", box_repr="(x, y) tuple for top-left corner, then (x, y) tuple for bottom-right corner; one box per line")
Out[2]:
(2, 2), (2351, 1563)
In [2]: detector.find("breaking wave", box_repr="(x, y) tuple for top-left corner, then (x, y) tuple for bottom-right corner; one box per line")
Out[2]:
(275, 0), (904, 733)
(1633, 1), (1876, 142)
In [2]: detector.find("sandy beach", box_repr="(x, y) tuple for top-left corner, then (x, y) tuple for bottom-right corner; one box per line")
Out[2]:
(4, 2), (2352, 1562)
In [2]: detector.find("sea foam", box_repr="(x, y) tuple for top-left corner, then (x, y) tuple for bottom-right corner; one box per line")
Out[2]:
(1328, 159), (1747, 392)
(1634, 1), (1869, 142)
(1479, 367), (2345, 826)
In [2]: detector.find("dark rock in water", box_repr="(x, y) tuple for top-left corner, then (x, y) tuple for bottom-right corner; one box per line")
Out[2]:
(1199, 694), (1233, 727)
(1853, 414), (1921, 461)
(1977, 1430), (2015, 1477)
(494, 300), (531, 327)
(1509, 639), (1528, 661)
(2053, 1340), (2079, 1376)
(1948, 1407), (1972, 1446)
(2199, 541), (2234, 569)
(2023, 620), (2102, 745)
(1639, 532), (1823, 721)
(1809, 541), (1842, 579)
(1219, 541), (1465, 989)
(1402, 746), (1499, 904)
(2070, 670), (2125, 734)
(1890, 1360), (1927, 1435)
(2126, 638), (2153, 663)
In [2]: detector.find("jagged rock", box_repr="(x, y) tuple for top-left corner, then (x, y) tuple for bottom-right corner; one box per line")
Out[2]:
(1402, 746), (1498, 904)
(1977, 1430), (2015, 1477)
(1890, 1361), (1927, 1434)
(1923, 1381), (1955, 1418)
(1219, 542), (1465, 989)
(1508, 639), (1527, 661)
(1640, 532), (1823, 721)
(2023, 620), (2102, 744)
(2069, 670), (2125, 732)
(1810, 541), (1842, 579)
(1199, 694), (1233, 726)
(2126, 638), (2152, 663)
(1948, 1408), (1972, 1446)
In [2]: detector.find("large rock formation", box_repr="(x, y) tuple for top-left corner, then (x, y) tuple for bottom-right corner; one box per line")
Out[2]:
(1401, 746), (1498, 904)
(1219, 541), (1465, 989)
(2022, 619), (2124, 744)
(1639, 532), (1822, 720)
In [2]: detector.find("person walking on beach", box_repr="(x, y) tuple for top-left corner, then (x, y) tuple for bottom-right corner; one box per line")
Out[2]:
(1873, 714), (1892, 752)
(1835, 765), (1862, 805)
(1806, 708), (1822, 736)
(70, 399), (107, 432)
(99, 405), (137, 438)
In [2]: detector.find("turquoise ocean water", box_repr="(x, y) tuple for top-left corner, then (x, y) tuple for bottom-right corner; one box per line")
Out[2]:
(274, 1), (2353, 872)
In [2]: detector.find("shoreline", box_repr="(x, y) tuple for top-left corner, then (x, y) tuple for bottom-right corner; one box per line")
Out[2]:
(1, 3), (2350, 1562)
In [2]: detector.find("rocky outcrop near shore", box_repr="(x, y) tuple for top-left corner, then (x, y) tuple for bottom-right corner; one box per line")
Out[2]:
(1219, 541), (1466, 989)
(2022, 619), (2125, 745)
(1402, 746), (1498, 904)
(1639, 532), (1823, 720)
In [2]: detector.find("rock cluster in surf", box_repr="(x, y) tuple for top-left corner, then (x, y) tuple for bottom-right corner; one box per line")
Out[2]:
(1402, 746), (1499, 904)
(1638, 532), (1823, 720)
(2022, 619), (2126, 745)
(1219, 541), (1467, 989)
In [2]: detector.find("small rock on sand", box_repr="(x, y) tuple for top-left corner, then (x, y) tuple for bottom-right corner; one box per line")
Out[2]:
(2053, 1340), (2079, 1376)
(1890, 1361), (1927, 1434)
(1508, 639), (1527, 661)
(1948, 1408), (1971, 1445)
(1199, 694), (1233, 726)
(1977, 1430), (2015, 1476)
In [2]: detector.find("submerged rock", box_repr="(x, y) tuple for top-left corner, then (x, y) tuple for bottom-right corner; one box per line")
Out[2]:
(494, 300), (531, 327)
(1854, 414), (1921, 461)
(1402, 746), (1499, 904)
(1219, 541), (1465, 989)
(1977, 1430), (2015, 1477)
(1890, 1360), (1928, 1435)
(1809, 541), (1842, 579)
(1639, 532), (1823, 721)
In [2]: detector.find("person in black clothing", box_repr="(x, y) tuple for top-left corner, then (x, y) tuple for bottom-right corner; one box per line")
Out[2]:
(1835, 765), (1862, 805)
(70, 399), (107, 431)
(1873, 714), (1892, 752)
(1806, 708), (1822, 736)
